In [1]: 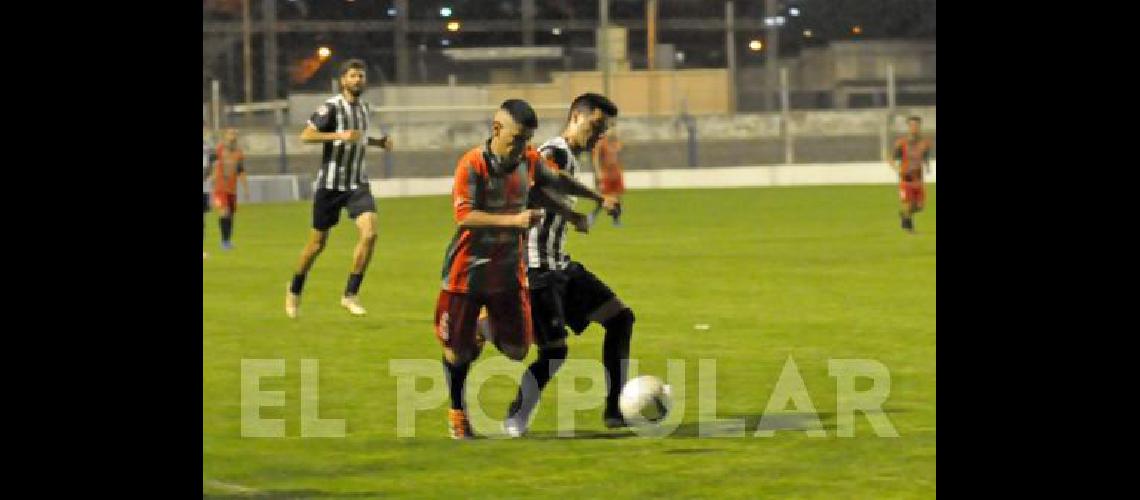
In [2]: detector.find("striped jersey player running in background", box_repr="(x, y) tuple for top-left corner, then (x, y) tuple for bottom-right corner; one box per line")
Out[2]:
(285, 59), (393, 318)
(435, 99), (618, 439)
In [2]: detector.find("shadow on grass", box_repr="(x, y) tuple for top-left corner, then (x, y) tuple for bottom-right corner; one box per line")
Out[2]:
(666, 411), (837, 438)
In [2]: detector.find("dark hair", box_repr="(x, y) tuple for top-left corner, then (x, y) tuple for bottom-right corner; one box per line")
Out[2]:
(339, 59), (367, 77)
(500, 99), (538, 129)
(568, 93), (618, 122)
(907, 115), (922, 123)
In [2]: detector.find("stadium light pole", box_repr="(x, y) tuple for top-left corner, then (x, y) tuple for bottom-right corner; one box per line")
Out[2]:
(647, 0), (657, 70)
(522, 0), (536, 83)
(764, 0), (779, 111)
(242, 0), (253, 104)
(395, 0), (410, 85)
(725, 0), (737, 115)
(599, 0), (610, 96)
(262, 0), (278, 101)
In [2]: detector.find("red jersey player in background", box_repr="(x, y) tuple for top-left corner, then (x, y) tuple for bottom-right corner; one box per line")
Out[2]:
(592, 125), (625, 226)
(890, 116), (933, 233)
(210, 128), (249, 249)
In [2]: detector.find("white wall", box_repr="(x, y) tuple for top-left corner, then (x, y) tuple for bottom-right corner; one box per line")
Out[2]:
(368, 161), (937, 198)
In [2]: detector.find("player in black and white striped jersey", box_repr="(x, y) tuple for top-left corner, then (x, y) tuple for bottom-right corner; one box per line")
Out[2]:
(492, 93), (638, 436)
(286, 59), (393, 318)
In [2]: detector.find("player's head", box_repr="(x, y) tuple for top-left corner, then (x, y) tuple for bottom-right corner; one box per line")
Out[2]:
(223, 128), (238, 146)
(565, 93), (618, 151)
(907, 116), (922, 135)
(490, 99), (537, 164)
(339, 59), (367, 97)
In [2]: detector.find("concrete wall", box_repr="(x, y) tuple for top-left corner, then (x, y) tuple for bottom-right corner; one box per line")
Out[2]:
(283, 68), (730, 126)
(235, 106), (935, 159)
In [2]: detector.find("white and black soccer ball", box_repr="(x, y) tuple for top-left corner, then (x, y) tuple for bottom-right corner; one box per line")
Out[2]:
(619, 375), (673, 425)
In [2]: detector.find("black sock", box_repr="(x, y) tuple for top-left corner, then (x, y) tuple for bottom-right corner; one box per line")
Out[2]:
(219, 216), (233, 242)
(290, 274), (307, 295)
(443, 357), (471, 411)
(602, 308), (635, 413)
(345, 273), (364, 296)
(510, 345), (568, 417)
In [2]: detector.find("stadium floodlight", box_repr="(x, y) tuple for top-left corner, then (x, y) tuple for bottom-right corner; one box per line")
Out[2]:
(318, 46), (332, 59)
(441, 39), (451, 46)
(387, 7), (397, 16)
(763, 16), (786, 27)
(440, 7), (452, 17)
(789, 7), (800, 17)
(552, 27), (562, 36)
(803, 29), (813, 37)
(749, 40), (763, 51)
(447, 21), (461, 32)
(852, 25), (863, 35)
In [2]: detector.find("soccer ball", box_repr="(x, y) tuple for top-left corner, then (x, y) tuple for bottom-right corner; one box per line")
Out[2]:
(618, 375), (672, 425)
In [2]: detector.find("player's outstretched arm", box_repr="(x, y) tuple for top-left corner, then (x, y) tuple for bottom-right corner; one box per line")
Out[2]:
(459, 210), (543, 230)
(535, 164), (619, 214)
(534, 186), (589, 233)
(300, 124), (358, 144)
(366, 135), (393, 150)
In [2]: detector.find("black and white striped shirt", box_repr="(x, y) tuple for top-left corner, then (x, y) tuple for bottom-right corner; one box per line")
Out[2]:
(308, 95), (372, 191)
(527, 136), (578, 271)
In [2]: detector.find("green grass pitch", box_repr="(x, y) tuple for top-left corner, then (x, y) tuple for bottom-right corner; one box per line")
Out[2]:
(203, 184), (935, 498)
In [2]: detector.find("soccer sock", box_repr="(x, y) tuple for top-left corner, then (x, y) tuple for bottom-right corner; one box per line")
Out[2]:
(344, 273), (364, 297)
(442, 357), (471, 411)
(290, 273), (307, 295)
(219, 216), (233, 242)
(602, 308), (635, 413)
(511, 345), (568, 417)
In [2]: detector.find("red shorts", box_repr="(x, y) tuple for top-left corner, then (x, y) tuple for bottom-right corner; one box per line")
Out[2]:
(212, 192), (238, 213)
(600, 177), (625, 196)
(899, 182), (925, 205)
(434, 289), (533, 360)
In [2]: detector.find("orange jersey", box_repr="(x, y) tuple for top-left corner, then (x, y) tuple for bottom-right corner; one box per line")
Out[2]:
(213, 144), (245, 194)
(593, 136), (624, 176)
(440, 145), (551, 294)
(894, 136), (932, 183)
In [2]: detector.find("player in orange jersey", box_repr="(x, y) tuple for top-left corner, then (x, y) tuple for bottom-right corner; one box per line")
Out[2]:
(435, 99), (618, 439)
(210, 128), (249, 249)
(890, 116), (933, 233)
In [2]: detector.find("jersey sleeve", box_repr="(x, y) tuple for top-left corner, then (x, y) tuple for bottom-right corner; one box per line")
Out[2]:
(453, 155), (479, 224)
(531, 150), (562, 186)
(307, 103), (337, 132)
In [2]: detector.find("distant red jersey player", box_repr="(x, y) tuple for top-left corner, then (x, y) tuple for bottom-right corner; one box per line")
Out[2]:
(210, 128), (248, 249)
(891, 116), (933, 233)
(592, 129), (625, 226)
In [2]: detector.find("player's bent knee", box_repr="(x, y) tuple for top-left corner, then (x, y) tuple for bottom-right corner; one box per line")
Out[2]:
(498, 341), (529, 361)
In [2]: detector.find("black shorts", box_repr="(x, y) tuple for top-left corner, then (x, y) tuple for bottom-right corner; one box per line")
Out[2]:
(312, 187), (377, 231)
(528, 261), (617, 347)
